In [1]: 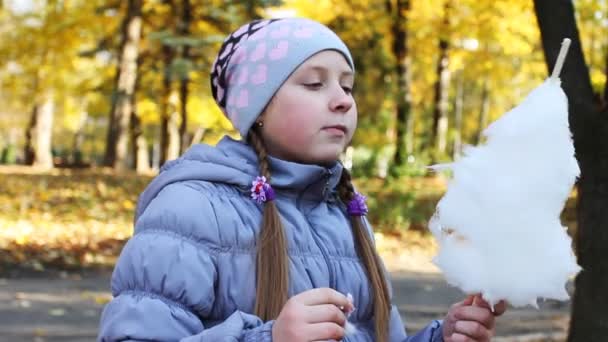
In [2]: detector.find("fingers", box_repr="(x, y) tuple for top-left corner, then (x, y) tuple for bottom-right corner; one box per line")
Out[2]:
(462, 295), (475, 306)
(306, 322), (345, 341)
(450, 295), (475, 311)
(472, 295), (489, 309)
(445, 295), (504, 342)
(453, 320), (492, 341)
(296, 288), (354, 312)
(449, 332), (481, 342)
(306, 304), (347, 326)
(453, 306), (496, 330)
(492, 300), (507, 316)
(471, 296), (508, 317)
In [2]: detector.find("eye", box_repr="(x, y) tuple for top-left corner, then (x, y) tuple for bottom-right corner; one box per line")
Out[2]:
(303, 82), (323, 89)
(341, 85), (353, 94)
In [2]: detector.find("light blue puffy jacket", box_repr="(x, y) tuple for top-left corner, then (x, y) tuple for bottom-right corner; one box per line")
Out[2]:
(98, 136), (443, 341)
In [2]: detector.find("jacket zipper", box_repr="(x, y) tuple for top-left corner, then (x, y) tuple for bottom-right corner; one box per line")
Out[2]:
(310, 224), (335, 288)
(300, 169), (336, 289)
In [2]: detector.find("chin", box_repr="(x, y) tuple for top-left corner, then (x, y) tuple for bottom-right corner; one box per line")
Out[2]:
(309, 150), (343, 166)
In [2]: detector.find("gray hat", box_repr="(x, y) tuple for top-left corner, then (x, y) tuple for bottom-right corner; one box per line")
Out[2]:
(210, 17), (354, 139)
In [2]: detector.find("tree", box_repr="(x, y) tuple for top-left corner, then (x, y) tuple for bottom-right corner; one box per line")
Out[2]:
(388, 0), (413, 171)
(11, 0), (83, 169)
(158, 0), (181, 166)
(9, 4), (59, 169)
(179, 0), (192, 154)
(131, 105), (150, 173)
(452, 71), (464, 159)
(533, 0), (608, 340)
(104, 0), (143, 170)
(24, 88), (54, 168)
(430, 0), (452, 160)
(475, 77), (490, 144)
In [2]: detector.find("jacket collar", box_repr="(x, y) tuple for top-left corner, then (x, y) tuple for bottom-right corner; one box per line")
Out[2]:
(216, 136), (344, 202)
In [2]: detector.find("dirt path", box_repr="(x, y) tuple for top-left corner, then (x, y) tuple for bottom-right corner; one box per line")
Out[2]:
(0, 269), (570, 342)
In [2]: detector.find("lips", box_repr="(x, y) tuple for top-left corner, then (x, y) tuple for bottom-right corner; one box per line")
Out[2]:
(322, 124), (347, 134)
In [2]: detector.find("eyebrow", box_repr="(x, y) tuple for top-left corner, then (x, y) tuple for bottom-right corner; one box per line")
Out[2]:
(305, 65), (354, 77)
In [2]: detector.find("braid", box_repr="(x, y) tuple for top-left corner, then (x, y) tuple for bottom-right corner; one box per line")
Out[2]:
(337, 168), (356, 202)
(249, 130), (271, 178)
(338, 168), (390, 342)
(248, 128), (289, 320)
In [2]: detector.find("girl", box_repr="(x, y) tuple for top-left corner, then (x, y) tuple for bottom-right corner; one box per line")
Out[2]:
(98, 17), (505, 342)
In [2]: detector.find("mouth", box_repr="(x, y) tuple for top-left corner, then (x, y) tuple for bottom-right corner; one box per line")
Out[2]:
(322, 124), (347, 135)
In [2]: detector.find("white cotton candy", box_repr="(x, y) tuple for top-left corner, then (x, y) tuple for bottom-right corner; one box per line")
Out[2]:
(329, 293), (357, 341)
(344, 321), (358, 335)
(344, 292), (358, 335)
(428, 78), (581, 308)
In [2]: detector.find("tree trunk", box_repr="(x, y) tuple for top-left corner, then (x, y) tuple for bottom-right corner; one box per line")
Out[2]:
(129, 58), (148, 173)
(24, 91), (54, 169)
(160, 45), (180, 166)
(158, 0), (180, 166)
(603, 42), (608, 109)
(431, 0), (452, 160)
(189, 126), (206, 147)
(104, 0), (142, 170)
(388, 0), (413, 170)
(72, 108), (88, 167)
(475, 79), (490, 144)
(453, 71), (464, 160)
(534, 1), (608, 340)
(179, 0), (191, 154)
(131, 110), (149, 173)
(24, 106), (36, 165)
(159, 88), (180, 165)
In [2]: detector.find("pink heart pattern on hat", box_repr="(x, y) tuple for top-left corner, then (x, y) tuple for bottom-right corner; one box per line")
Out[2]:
(270, 25), (290, 39)
(294, 26), (314, 38)
(236, 89), (249, 108)
(269, 41), (289, 60)
(236, 67), (249, 85)
(250, 64), (267, 85)
(249, 42), (266, 62)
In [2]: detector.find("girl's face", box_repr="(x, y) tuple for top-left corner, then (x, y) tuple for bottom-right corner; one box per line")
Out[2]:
(257, 50), (357, 165)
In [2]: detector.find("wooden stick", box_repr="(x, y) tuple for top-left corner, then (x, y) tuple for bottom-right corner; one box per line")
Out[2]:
(551, 38), (571, 80)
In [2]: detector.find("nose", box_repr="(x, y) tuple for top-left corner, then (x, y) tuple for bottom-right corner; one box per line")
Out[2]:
(329, 87), (353, 113)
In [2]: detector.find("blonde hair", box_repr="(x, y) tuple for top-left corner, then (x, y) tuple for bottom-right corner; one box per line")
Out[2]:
(248, 129), (390, 342)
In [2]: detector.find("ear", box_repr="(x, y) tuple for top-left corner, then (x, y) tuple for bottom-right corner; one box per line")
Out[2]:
(254, 111), (267, 129)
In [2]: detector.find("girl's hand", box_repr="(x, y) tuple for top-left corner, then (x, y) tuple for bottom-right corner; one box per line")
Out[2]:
(272, 288), (354, 342)
(442, 294), (507, 342)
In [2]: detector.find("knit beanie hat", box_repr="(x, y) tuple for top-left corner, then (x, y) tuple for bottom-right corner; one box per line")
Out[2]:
(210, 17), (354, 139)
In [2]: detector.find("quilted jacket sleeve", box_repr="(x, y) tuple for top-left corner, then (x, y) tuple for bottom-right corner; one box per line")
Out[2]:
(97, 183), (273, 342)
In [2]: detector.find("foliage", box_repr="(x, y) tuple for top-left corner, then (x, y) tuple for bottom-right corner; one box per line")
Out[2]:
(0, 0), (595, 272)
(0, 167), (151, 271)
(575, 0), (608, 95)
(0, 163), (578, 271)
(2, 0), (607, 170)
(0, 167), (443, 270)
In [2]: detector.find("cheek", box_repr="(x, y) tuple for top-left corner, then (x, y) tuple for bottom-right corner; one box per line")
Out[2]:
(346, 106), (358, 141)
(270, 107), (315, 141)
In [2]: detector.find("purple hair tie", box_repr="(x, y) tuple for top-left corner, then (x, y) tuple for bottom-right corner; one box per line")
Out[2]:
(251, 176), (276, 204)
(347, 192), (368, 216)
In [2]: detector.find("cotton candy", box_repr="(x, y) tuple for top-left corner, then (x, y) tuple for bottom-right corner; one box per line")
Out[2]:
(428, 78), (581, 308)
